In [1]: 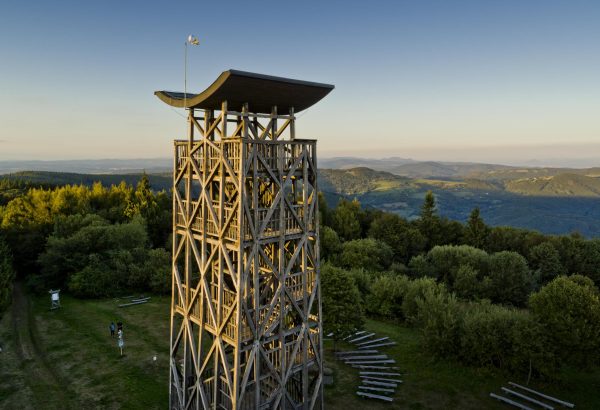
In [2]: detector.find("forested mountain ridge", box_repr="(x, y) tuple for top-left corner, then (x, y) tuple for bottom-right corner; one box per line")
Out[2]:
(319, 167), (600, 197)
(2, 166), (600, 237)
(318, 167), (600, 237)
(0, 171), (172, 192)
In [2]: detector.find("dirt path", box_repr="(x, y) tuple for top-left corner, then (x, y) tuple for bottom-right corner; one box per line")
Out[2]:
(11, 282), (73, 409)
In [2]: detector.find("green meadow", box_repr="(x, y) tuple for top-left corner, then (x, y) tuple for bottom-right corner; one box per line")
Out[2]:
(2, 289), (599, 409)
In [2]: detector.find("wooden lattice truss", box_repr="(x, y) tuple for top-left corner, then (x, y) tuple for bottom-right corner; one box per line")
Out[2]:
(170, 102), (323, 410)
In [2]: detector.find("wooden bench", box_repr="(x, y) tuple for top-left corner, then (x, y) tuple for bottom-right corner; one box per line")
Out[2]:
(358, 385), (395, 394)
(356, 391), (394, 402)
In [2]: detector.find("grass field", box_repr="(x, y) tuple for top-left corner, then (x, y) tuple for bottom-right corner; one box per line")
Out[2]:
(1, 288), (599, 409)
(1, 286), (170, 410)
(324, 319), (600, 409)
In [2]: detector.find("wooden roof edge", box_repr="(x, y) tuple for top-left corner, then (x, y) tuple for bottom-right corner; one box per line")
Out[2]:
(155, 69), (334, 113)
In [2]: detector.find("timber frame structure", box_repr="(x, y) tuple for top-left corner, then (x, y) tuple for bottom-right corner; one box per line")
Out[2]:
(155, 70), (334, 410)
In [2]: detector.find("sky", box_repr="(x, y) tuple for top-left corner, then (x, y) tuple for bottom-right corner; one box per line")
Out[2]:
(1, 0), (599, 166)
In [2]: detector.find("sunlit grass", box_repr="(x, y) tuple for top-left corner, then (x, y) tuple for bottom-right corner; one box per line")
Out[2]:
(2, 295), (599, 409)
(324, 318), (600, 410)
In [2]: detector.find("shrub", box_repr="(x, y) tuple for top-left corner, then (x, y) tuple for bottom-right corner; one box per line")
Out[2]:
(416, 288), (462, 358)
(347, 268), (374, 304)
(453, 265), (482, 300)
(366, 274), (410, 318)
(407, 254), (432, 278)
(321, 264), (364, 342)
(402, 277), (445, 323)
(69, 255), (124, 297)
(529, 275), (600, 367)
(461, 302), (523, 368)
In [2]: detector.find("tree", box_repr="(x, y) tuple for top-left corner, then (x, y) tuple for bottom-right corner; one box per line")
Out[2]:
(484, 226), (539, 256)
(529, 275), (600, 367)
(418, 191), (441, 249)
(578, 240), (600, 285)
(484, 251), (533, 306)
(368, 212), (425, 263)
(550, 234), (585, 275)
(321, 264), (364, 347)
(438, 218), (465, 246)
(0, 234), (15, 314)
(124, 174), (155, 219)
(338, 238), (393, 271)
(421, 191), (437, 220)
(425, 245), (488, 287)
(124, 174), (170, 248)
(330, 198), (363, 241)
(528, 242), (565, 285)
(465, 208), (488, 249)
(366, 274), (410, 318)
(38, 216), (150, 296)
(320, 226), (341, 261)
(318, 192), (332, 227)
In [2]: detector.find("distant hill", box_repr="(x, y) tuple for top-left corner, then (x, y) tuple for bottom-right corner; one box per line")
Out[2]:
(319, 168), (412, 194)
(477, 167), (600, 181)
(3, 160), (600, 237)
(317, 157), (600, 182)
(318, 167), (600, 238)
(0, 171), (171, 191)
(319, 157), (416, 170)
(505, 173), (600, 197)
(389, 161), (514, 179)
(0, 158), (171, 175)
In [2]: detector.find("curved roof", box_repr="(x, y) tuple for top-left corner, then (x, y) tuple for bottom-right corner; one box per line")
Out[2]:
(155, 69), (334, 113)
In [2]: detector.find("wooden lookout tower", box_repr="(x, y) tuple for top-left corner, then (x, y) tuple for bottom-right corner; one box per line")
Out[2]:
(155, 70), (334, 410)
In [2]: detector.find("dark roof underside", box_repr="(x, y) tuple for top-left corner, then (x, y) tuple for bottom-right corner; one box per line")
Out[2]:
(155, 69), (334, 113)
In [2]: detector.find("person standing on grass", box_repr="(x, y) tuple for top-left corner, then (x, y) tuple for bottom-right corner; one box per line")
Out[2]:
(110, 321), (116, 337)
(117, 329), (124, 356)
(117, 321), (123, 333)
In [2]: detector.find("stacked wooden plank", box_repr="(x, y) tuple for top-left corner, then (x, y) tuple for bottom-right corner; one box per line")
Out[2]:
(335, 330), (401, 403)
(490, 382), (575, 410)
(118, 295), (151, 308)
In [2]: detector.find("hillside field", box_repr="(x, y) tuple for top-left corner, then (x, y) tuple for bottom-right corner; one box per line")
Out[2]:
(1, 287), (599, 409)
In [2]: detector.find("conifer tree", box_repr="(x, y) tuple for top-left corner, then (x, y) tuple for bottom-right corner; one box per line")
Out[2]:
(465, 207), (488, 249)
(418, 191), (441, 250)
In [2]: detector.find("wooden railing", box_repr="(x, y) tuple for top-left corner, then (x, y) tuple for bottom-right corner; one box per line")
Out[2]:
(285, 270), (316, 302)
(246, 140), (315, 174)
(244, 203), (312, 240)
(174, 139), (242, 175)
(175, 200), (239, 241)
(200, 286), (238, 342)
